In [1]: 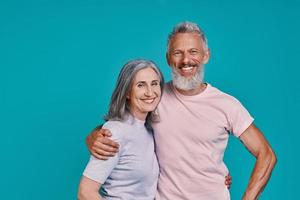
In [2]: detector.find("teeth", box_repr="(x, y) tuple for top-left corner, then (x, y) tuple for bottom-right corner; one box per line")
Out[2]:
(143, 99), (155, 103)
(181, 67), (193, 72)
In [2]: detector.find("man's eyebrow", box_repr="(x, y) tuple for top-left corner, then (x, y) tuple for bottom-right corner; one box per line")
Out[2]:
(171, 49), (182, 52)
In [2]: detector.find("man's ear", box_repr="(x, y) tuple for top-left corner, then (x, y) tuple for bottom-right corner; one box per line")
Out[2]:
(166, 52), (171, 67)
(202, 48), (210, 64)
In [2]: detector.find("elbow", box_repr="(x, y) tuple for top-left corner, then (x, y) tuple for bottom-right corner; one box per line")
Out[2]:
(265, 147), (277, 169)
(77, 188), (86, 200)
(270, 149), (277, 168)
(78, 186), (91, 200)
(78, 176), (101, 200)
(78, 183), (101, 200)
(258, 145), (277, 168)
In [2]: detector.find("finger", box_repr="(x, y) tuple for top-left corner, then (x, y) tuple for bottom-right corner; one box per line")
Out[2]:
(226, 180), (232, 185)
(225, 175), (232, 181)
(91, 151), (109, 160)
(96, 137), (119, 149)
(226, 177), (232, 182)
(225, 182), (232, 189)
(93, 146), (116, 156)
(94, 140), (118, 152)
(95, 141), (119, 153)
(96, 129), (112, 137)
(101, 129), (112, 137)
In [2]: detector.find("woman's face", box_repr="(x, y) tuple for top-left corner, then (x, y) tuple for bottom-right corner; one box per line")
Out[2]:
(128, 67), (162, 120)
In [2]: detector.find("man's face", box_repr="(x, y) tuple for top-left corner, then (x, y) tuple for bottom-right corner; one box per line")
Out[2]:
(167, 33), (210, 90)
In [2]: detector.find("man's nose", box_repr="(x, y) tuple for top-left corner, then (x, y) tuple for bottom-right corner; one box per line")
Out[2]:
(182, 52), (191, 64)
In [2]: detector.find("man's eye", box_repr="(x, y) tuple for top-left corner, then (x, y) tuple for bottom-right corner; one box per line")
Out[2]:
(190, 50), (199, 55)
(173, 51), (182, 56)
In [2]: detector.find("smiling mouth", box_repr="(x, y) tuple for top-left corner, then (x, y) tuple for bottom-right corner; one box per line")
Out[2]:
(141, 98), (156, 104)
(178, 66), (196, 75)
(180, 66), (194, 73)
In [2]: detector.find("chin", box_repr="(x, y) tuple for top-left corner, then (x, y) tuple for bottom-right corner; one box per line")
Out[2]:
(143, 106), (157, 113)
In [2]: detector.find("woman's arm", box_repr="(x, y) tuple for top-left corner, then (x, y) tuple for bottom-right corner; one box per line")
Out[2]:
(78, 176), (103, 200)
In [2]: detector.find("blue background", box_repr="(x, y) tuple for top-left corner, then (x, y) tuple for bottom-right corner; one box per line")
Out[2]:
(0, 0), (299, 199)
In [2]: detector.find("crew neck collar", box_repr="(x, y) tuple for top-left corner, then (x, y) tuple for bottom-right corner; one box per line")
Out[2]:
(124, 113), (145, 127)
(171, 82), (211, 100)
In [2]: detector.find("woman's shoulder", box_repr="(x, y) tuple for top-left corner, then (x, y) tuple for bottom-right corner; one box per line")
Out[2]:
(102, 120), (127, 141)
(103, 120), (123, 128)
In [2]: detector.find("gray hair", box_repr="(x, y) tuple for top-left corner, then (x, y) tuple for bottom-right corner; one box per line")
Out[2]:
(167, 21), (208, 50)
(105, 59), (164, 131)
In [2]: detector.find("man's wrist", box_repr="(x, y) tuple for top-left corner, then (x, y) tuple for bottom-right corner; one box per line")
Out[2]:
(242, 189), (259, 200)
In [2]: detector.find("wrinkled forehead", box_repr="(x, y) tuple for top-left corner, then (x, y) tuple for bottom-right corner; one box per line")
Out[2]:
(133, 67), (160, 83)
(168, 33), (204, 50)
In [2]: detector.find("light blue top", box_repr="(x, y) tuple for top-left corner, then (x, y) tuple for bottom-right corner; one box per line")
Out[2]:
(83, 114), (159, 200)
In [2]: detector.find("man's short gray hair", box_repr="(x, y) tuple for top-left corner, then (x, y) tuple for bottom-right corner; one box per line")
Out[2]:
(167, 21), (208, 50)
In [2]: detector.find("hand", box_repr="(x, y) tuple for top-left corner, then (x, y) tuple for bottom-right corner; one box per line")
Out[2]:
(225, 174), (232, 189)
(86, 127), (119, 160)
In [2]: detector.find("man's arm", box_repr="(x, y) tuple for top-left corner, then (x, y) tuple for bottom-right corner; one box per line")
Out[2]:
(239, 123), (277, 200)
(86, 126), (119, 160)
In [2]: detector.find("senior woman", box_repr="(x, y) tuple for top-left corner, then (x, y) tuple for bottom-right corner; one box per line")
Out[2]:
(78, 59), (164, 200)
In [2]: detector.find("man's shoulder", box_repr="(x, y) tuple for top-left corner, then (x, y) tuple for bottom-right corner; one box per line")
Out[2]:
(207, 83), (241, 104)
(207, 83), (235, 98)
(163, 81), (173, 90)
(161, 81), (175, 97)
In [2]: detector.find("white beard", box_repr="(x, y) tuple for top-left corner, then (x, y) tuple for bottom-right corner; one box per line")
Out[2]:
(172, 66), (204, 90)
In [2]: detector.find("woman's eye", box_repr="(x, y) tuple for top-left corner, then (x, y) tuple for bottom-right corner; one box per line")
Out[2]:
(152, 82), (159, 86)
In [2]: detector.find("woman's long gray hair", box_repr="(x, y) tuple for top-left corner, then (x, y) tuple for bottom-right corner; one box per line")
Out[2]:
(105, 59), (164, 131)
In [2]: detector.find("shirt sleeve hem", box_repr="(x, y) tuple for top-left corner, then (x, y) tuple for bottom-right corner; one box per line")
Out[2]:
(235, 117), (254, 138)
(82, 172), (105, 185)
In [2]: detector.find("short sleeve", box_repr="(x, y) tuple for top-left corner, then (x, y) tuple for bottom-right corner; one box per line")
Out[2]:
(82, 121), (124, 184)
(228, 99), (254, 137)
(83, 154), (119, 184)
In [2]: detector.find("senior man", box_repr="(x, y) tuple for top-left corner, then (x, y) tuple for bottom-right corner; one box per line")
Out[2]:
(86, 21), (276, 199)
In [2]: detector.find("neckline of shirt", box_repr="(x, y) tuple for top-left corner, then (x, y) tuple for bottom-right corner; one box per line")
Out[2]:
(170, 82), (212, 100)
(124, 113), (146, 128)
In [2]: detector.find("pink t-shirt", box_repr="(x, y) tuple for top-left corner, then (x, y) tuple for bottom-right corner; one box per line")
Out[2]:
(153, 82), (254, 200)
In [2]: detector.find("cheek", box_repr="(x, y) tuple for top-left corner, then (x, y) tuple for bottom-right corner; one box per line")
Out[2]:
(169, 57), (180, 65)
(191, 56), (202, 64)
(154, 88), (162, 97)
(132, 88), (144, 98)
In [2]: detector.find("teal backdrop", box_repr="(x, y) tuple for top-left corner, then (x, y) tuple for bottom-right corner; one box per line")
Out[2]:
(0, 0), (299, 199)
